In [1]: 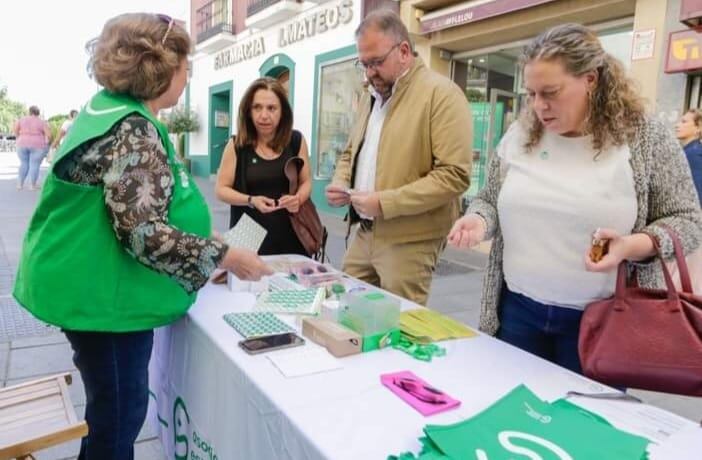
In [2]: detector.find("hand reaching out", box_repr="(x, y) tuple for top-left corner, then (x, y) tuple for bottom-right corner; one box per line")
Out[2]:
(220, 248), (273, 281)
(325, 184), (351, 207)
(447, 214), (487, 249)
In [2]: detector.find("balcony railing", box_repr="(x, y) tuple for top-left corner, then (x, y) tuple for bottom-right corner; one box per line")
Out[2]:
(247, 0), (298, 17)
(196, 0), (234, 44)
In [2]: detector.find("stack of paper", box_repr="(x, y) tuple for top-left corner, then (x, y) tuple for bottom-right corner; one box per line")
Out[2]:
(222, 312), (295, 339)
(528, 370), (699, 452)
(254, 287), (325, 315)
(399, 309), (477, 343)
(647, 424), (702, 460)
(222, 213), (267, 252)
(267, 347), (342, 378)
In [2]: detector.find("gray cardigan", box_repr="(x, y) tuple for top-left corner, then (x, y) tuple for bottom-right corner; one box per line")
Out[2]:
(468, 117), (702, 335)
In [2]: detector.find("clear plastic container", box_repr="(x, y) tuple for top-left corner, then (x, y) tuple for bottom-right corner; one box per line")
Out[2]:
(338, 291), (400, 336)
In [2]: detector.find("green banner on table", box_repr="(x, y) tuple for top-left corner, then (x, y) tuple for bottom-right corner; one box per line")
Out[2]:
(391, 384), (649, 459)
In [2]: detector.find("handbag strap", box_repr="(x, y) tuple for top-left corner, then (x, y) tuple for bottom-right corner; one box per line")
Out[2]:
(284, 157), (303, 194)
(283, 131), (304, 195)
(615, 236), (680, 308)
(660, 224), (694, 293)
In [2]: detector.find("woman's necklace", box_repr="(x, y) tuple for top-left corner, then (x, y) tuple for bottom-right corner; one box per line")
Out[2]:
(255, 145), (281, 160)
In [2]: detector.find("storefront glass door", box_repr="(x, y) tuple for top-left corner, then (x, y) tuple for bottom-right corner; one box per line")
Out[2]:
(454, 50), (520, 198)
(453, 24), (632, 200)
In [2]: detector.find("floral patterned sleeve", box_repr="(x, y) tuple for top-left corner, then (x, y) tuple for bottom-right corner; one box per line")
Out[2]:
(57, 115), (227, 293)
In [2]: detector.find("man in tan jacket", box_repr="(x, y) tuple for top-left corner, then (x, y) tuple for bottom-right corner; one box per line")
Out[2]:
(326, 10), (472, 306)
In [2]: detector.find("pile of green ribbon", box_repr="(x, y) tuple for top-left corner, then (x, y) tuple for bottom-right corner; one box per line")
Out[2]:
(391, 335), (446, 362)
(389, 384), (650, 459)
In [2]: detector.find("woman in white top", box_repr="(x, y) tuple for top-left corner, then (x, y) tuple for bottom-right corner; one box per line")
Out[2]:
(448, 23), (702, 374)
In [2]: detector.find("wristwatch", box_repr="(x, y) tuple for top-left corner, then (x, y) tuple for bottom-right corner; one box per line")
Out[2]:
(247, 195), (255, 208)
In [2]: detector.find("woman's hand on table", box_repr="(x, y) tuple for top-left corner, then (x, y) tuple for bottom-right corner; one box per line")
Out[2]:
(220, 248), (273, 281)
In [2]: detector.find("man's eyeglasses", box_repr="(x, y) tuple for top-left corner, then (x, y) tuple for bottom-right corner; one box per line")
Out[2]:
(354, 43), (400, 72)
(156, 13), (175, 45)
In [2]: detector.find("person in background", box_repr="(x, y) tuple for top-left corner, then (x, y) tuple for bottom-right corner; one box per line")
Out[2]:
(675, 109), (702, 204)
(48, 109), (79, 161)
(13, 13), (271, 459)
(448, 23), (702, 374)
(13, 105), (50, 190)
(325, 10), (472, 306)
(215, 77), (310, 256)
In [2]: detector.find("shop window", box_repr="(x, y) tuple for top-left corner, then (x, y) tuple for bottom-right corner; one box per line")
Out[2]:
(686, 74), (702, 110)
(315, 58), (364, 179)
(598, 28), (633, 70)
(453, 52), (520, 198)
(451, 23), (634, 199)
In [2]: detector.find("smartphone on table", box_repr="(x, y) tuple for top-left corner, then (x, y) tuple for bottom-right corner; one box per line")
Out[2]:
(239, 333), (305, 355)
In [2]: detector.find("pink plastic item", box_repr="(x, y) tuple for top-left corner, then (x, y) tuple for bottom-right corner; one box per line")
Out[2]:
(380, 370), (461, 416)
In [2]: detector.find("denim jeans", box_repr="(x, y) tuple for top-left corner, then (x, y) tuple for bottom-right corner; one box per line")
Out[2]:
(64, 330), (154, 460)
(497, 287), (584, 374)
(16, 146), (46, 186)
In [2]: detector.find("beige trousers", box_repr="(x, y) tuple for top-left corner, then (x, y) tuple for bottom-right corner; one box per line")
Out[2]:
(342, 228), (445, 306)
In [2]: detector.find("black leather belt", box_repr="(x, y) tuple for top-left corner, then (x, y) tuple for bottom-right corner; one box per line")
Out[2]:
(359, 219), (374, 231)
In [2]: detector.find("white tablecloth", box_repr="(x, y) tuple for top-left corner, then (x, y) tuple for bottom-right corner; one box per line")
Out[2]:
(148, 283), (701, 460)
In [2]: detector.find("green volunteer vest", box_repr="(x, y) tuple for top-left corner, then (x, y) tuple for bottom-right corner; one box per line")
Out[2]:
(13, 90), (212, 332)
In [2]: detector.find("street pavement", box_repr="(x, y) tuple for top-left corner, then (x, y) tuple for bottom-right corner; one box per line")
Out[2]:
(0, 151), (700, 459)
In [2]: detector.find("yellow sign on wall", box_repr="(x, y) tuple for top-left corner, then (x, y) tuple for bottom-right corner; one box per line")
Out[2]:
(666, 29), (702, 73)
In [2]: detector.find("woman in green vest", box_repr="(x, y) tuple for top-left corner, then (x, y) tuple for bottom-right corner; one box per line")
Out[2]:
(13, 13), (271, 459)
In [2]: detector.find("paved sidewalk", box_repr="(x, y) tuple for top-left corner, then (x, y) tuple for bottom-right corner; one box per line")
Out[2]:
(1, 153), (700, 459)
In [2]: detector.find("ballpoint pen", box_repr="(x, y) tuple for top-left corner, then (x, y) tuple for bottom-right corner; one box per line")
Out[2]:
(565, 390), (643, 403)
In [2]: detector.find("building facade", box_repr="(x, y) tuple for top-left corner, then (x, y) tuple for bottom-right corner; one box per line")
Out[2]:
(187, 0), (396, 216)
(186, 0), (698, 217)
(400, 0), (689, 196)
(661, 0), (702, 120)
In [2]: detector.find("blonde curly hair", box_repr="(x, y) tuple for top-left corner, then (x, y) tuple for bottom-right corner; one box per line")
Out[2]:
(520, 23), (646, 153)
(684, 109), (702, 140)
(87, 13), (190, 101)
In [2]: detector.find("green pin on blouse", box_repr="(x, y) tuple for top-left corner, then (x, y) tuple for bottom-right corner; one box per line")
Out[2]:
(540, 150), (549, 160)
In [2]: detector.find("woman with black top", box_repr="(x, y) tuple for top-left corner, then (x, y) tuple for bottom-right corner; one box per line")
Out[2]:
(216, 77), (311, 255)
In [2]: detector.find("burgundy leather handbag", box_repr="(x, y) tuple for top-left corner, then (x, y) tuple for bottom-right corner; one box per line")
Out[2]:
(283, 156), (327, 260)
(578, 229), (702, 396)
